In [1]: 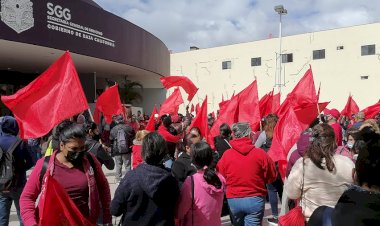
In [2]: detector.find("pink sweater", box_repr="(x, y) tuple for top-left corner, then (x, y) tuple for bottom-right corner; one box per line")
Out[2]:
(176, 171), (226, 226)
(20, 151), (112, 226)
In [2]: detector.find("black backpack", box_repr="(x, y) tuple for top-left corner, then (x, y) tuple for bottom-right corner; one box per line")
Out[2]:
(0, 139), (22, 192)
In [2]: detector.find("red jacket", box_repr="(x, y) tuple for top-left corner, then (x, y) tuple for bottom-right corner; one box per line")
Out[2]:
(330, 122), (343, 146)
(217, 137), (277, 198)
(20, 151), (112, 226)
(132, 142), (143, 169)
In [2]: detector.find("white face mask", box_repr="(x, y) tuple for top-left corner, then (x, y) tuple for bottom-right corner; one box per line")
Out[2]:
(347, 142), (354, 149)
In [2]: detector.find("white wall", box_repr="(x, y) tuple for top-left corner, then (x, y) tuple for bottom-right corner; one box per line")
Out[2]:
(171, 23), (380, 113)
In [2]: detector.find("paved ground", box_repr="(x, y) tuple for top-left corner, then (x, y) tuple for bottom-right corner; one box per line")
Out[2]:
(9, 166), (279, 226)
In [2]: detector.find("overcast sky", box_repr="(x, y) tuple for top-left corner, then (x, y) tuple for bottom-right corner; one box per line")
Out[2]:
(93, 0), (380, 53)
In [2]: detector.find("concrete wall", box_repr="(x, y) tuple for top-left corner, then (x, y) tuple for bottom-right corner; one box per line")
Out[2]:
(171, 23), (380, 112)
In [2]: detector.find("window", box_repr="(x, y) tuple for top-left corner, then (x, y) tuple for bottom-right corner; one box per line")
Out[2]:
(337, 46), (344, 50)
(361, 44), (375, 56)
(361, 76), (369, 80)
(251, 57), (261, 66)
(313, 49), (325, 60)
(222, 61), (231, 70)
(281, 53), (293, 63)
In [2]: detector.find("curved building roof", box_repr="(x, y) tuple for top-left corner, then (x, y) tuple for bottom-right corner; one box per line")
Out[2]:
(0, 0), (169, 88)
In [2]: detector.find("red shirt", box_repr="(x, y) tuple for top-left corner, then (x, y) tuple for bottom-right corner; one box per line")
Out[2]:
(54, 158), (89, 217)
(217, 137), (277, 198)
(330, 122), (343, 146)
(132, 144), (143, 168)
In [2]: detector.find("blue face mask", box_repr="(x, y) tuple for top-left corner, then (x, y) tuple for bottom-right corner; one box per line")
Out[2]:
(347, 143), (354, 149)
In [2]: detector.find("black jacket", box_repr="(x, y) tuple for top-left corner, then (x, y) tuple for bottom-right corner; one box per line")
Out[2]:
(111, 163), (179, 226)
(308, 185), (380, 226)
(171, 152), (196, 184)
(85, 138), (115, 170)
(214, 136), (231, 159)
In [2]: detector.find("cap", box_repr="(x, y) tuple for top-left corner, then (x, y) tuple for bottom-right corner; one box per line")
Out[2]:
(324, 108), (340, 119)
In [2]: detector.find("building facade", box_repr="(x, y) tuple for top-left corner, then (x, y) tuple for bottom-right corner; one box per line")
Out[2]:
(171, 23), (380, 113)
(0, 0), (168, 114)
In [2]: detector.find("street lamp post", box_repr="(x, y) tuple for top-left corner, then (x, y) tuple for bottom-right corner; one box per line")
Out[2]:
(274, 5), (287, 93)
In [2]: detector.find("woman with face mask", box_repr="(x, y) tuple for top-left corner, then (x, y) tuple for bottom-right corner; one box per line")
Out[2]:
(20, 121), (112, 226)
(84, 122), (115, 170)
(335, 128), (361, 162)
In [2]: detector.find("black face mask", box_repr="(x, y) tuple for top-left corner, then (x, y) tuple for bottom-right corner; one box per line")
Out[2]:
(92, 134), (101, 141)
(66, 150), (85, 165)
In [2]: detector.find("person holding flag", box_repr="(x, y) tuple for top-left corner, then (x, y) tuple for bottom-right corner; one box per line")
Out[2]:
(20, 121), (112, 226)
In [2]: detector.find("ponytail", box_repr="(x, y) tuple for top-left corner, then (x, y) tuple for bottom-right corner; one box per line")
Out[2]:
(191, 141), (223, 189)
(203, 167), (222, 189)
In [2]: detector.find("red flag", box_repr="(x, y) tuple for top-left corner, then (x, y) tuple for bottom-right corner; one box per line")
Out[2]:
(294, 102), (329, 129)
(276, 66), (317, 117)
(190, 104), (195, 113)
(211, 112), (215, 119)
(317, 82), (321, 101)
(145, 105), (158, 132)
(237, 80), (261, 131)
(93, 84), (123, 124)
(259, 93), (270, 118)
(362, 102), (380, 119)
(218, 99), (229, 110)
(38, 173), (95, 226)
(272, 93), (281, 113)
(159, 88), (184, 116)
(160, 76), (198, 101)
(268, 107), (303, 162)
(1, 51), (88, 139)
(208, 94), (239, 148)
(189, 97), (208, 139)
(341, 95), (359, 119)
(195, 103), (201, 115)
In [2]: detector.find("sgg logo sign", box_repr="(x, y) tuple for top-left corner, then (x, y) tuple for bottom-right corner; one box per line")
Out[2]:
(47, 2), (71, 20)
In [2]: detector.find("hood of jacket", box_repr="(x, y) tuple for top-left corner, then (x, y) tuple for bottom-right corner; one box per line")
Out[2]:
(296, 133), (312, 156)
(133, 139), (142, 145)
(198, 171), (225, 195)
(1, 116), (19, 136)
(135, 163), (176, 200)
(229, 137), (255, 156)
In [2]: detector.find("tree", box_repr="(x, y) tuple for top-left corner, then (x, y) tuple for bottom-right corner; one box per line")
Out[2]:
(119, 79), (143, 104)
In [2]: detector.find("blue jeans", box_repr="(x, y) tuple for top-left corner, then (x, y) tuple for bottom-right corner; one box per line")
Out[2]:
(228, 196), (265, 226)
(267, 177), (283, 217)
(0, 189), (23, 226)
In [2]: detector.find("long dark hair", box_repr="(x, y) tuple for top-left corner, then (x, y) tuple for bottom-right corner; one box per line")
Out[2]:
(191, 141), (222, 189)
(305, 124), (337, 172)
(142, 132), (168, 165)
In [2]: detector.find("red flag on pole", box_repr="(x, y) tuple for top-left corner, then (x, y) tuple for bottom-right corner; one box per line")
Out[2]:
(208, 95), (239, 148)
(268, 107), (304, 163)
(362, 102), (380, 119)
(145, 105), (158, 132)
(272, 92), (281, 113)
(189, 97), (208, 139)
(159, 88), (184, 116)
(160, 76), (198, 101)
(190, 104), (195, 113)
(195, 103), (201, 115)
(276, 66), (317, 117)
(93, 84), (123, 124)
(1, 51), (88, 139)
(38, 173), (95, 226)
(237, 80), (261, 131)
(341, 95), (359, 119)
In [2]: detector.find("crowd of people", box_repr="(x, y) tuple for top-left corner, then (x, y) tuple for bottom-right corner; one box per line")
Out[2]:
(0, 106), (379, 226)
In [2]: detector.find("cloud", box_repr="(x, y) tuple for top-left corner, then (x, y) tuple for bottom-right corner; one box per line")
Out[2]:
(93, 0), (380, 52)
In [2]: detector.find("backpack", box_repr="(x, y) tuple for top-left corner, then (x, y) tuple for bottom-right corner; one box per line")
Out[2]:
(115, 128), (129, 154)
(0, 139), (22, 192)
